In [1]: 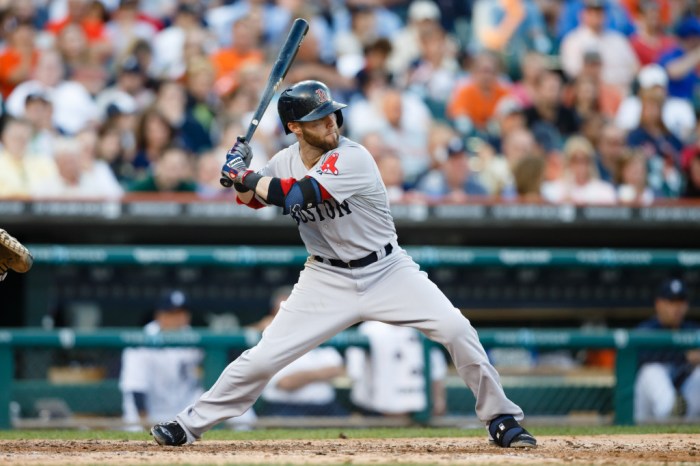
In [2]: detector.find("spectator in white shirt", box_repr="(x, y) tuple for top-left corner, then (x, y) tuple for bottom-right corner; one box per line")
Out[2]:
(542, 135), (617, 204)
(560, 0), (639, 94)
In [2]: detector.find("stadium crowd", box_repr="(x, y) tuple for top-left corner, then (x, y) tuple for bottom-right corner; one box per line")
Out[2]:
(0, 0), (699, 205)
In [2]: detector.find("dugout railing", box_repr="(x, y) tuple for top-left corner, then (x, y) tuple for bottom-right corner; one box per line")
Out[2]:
(0, 328), (698, 429)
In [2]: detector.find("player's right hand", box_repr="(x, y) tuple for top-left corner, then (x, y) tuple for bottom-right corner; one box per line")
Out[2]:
(227, 136), (252, 167)
(221, 154), (248, 182)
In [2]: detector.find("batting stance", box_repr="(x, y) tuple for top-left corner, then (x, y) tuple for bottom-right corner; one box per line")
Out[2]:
(151, 80), (536, 448)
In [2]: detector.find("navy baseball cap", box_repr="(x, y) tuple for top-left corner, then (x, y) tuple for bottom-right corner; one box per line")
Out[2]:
(156, 290), (189, 311)
(657, 278), (688, 301)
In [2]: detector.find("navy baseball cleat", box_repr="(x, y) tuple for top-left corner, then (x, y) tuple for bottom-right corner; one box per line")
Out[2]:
(151, 420), (188, 446)
(488, 414), (537, 448)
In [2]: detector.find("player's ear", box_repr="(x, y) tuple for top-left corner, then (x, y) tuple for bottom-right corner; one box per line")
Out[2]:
(288, 121), (301, 135)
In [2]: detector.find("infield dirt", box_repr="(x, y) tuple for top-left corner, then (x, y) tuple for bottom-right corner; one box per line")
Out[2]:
(0, 434), (697, 465)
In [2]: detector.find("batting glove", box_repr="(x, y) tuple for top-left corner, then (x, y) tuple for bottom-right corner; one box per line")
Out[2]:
(221, 154), (248, 182)
(227, 136), (252, 167)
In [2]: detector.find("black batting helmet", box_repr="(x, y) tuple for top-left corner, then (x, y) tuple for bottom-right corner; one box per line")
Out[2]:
(278, 80), (346, 134)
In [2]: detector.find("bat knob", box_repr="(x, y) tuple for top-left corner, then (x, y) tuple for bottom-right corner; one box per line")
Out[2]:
(220, 177), (234, 188)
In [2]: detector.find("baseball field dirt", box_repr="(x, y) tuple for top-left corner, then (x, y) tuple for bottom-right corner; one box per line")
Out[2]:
(1, 434), (697, 465)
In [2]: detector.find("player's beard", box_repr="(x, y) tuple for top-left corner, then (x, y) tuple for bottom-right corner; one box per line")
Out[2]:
(302, 126), (340, 152)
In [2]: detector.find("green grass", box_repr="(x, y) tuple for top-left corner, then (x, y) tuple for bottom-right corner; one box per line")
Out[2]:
(0, 424), (698, 441)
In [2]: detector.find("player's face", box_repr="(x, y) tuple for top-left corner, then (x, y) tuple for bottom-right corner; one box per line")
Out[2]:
(655, 298), (688, 329)
(300, 113), (339, 152)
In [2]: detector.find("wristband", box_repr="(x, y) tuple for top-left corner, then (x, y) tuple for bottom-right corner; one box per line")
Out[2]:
(241, 170), (263, 192)
(233, 181), (251, 193)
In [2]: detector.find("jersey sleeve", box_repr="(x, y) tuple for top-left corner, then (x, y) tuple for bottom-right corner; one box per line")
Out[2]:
(308, 145), (377, 204)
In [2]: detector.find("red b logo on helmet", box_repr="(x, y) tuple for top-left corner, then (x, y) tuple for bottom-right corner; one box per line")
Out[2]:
(315, 88), (329, 103)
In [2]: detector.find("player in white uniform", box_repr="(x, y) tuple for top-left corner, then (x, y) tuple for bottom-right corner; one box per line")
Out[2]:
(347, 321), (448, 417)
(151, 80), (536, 448)
(120, 290), (206, 427)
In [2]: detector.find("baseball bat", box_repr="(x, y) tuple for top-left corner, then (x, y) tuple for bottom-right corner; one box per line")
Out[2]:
(220, 18), (310, 188)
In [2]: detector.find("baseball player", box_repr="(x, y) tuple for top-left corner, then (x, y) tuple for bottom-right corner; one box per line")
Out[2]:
(0, 228), (33, 282)
(151, 80), (536, 448)
(346, 321), (448, 417)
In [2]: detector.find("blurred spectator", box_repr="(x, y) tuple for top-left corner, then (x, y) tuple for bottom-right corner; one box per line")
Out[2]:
(614, 149), (654, 204)
(512, 153), (546, 201)
(347, 86), (432, 185)
(480, 127), (537, 197)
(154, 80), (211, 154)
(681, 122), (700, 198)
(509, 50), (548, 107)
(184, 58), (218, 143)
(626, 87), (683, 197)
(332, 0), (402, 48)
(658, 17), (700, 102)
(0, 19), (39, 99)
(415, 136), (489, 202)
(561, 50), (622, 119)
(388, 0), (443, 78)
(485, 96), (527, 151)
(151, 3), (211, 80)
(376, 151), (409, 204)
(334, 2), (381, 77)
(55, 22), (93, 79)
(629, 0), (676, 66)
(132, 107), (177, 175)
(76, 129), (124, 198)
(95, 55), (155, 119)
(45, 0), (109, 46)
(104, 0), (158, 58)
(128, 146), (196, 193)
(6, 49), (99, 135)
(119, 289), (204, 427)
(256, 286), (347, 417)
(353, 37), (394, 102)
(557, 0), (636, 40)
(52, 137), (90, 198)
(204, 0), (288, 49)
(634, 278), (700, 423)
(404, 21), (459, 120)
(0, 118), (61, 198)
(524, 70), (579, 142)
(560, 0), (639, 93)
(472, 0), (552, 76)
(96, 119), (134, 185)
(541, 135), (617, 204)
(210, 17), (265, 97)
(346, 321), (448, 418)
(621, 0), (675, 29)
(595, 123), (628, 183)
(616, 64), (696, 142)
(448, 51), (510, 135)
(195, 151), (234, 199)
(24, 92), (58, 158)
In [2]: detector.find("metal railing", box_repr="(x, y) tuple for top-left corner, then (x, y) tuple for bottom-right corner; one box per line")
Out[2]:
(1, 328), (698, 428)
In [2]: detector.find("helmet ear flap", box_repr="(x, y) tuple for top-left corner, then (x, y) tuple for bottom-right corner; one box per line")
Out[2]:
(335, 109), (344, 129)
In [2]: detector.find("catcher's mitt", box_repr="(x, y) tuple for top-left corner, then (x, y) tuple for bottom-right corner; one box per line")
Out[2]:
(0, 229), (33, 280)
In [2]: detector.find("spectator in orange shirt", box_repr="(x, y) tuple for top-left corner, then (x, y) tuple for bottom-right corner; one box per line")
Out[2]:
(45, 0), (108, 44)
(448, 52), (509, 135)
(0, 19), (39, 99)
(210, 18), (265, 96)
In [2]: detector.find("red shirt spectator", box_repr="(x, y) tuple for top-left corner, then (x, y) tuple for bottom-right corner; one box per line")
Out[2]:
(629, 0), (676, 65)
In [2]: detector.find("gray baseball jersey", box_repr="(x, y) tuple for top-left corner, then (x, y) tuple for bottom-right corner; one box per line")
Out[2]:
(260, 137), (397, 262)
(175, 136), (524, 442)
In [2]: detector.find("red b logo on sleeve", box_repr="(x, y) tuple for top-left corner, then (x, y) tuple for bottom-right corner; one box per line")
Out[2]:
(320, 152), (340, 175)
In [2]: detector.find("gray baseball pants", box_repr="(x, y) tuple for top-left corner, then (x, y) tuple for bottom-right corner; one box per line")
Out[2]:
(177, 247), (523, 439)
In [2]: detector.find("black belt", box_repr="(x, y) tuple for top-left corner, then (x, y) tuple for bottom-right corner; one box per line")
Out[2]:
(314, 243), (393, 269)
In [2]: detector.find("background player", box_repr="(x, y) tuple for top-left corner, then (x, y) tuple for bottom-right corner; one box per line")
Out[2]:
(347, 321), (448, 419)
(0, 228), (33, 282)
(634, 278), (700, 422)
(151, 80), (536, 448)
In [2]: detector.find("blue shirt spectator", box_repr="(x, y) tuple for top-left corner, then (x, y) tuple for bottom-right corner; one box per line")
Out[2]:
(557, 0), (635, 40)
(658, 18), (700, 101)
